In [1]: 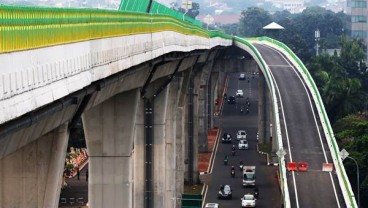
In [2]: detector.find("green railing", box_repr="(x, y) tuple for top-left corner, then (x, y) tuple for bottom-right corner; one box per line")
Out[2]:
(149, 1), (203, 27)
(259, 36), (357, 208)
(0, 4), (229, 53)
(233, 36), (291, 208)
(119, 0), (150, 12)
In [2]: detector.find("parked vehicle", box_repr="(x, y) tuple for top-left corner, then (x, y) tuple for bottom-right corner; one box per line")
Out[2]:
(243, 166), (256, 187)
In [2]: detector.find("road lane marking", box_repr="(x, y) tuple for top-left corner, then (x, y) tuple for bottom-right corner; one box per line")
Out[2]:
(267, 59), (300, 208)
(262, 43), (341, 207)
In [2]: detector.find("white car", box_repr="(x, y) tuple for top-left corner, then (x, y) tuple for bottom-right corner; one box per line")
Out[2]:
(237, 130), (247, 140)
(205, 203), (219, 208)
(241, 193), (256, 207)
(236, 89), (244, 97)
(238, 139), (249, 150)
(239, 73), (245, 80)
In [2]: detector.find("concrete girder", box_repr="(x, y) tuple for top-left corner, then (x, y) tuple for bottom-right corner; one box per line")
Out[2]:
(0, 103), (79, 160)
(0, 123), (69, 208)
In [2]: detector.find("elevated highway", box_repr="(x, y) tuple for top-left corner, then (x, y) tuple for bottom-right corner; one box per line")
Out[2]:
(254, 43), (345, 207)
(0, 3), (357, 208)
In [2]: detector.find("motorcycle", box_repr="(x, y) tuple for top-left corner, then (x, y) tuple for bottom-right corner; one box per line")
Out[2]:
(232, 149), (236, 156)
(239, 161), (244, 171)
(240, 107), (244, 114)
(246, 108), (249, 114)
(231, 166), (235, 177)
(224, 156), (228, 165)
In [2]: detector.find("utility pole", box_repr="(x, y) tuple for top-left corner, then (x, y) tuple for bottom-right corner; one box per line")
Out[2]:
(315, 29), (320, 56)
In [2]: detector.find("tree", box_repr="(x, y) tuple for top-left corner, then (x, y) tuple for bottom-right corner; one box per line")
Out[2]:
(307, 37), (368, 122)
(238, 7), (272, 37)
(178, 2), (200, 19)
(334, 114), (368, 208)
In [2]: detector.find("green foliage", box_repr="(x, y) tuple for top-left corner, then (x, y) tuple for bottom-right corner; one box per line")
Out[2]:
(218, 23), (239, 36)
(307, 37), (368, 122)
(238, 7), (272, 37)
(333, 114), (368, 207)
(178, 2), (200, 19)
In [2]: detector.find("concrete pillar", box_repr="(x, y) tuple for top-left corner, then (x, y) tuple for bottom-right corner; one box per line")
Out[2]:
(258, 74), (271, 144)
(153, 81), (180, 208)
(82, 89), (140, 208)
(175, 71), (190, 207)
(133, 94), (145, 208)
(0, 123), (69, 208)
(196, 63), (212, 152)
(210, 72), (219, 128)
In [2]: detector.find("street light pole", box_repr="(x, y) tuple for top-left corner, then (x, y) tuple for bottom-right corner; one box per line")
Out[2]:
(315, 29), (320, 56)
(340, 149), (360, 208)
(346, 156), (360, 208)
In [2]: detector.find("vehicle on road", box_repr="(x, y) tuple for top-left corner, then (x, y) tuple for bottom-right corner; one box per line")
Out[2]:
(236, 130), (247, 140)
(239, 160), (244, 171)
(236, 89), (244, 97)
(227, 96), (236, 104)
(238, 139), (249, 150)
(231, 166), (236, 177)
(243, 166), (256, 187)
(218, 185), (232, 199)
(221, 133), (232, 143)
(205, 203), (219, 208)
(241, 193), (256, 207)
(239, 73), (245, 80)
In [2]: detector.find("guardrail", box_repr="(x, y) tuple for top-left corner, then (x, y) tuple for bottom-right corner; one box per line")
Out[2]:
(0, 4), (231, 53)
(233, 36), (291, 208)
(259, 36), (357, 208)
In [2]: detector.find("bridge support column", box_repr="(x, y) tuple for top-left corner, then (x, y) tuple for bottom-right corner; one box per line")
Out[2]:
(196, 63), (213, 152)
(0, 123), (69, 208)
(153, 79), (181, 208)
(209, 72), (219, 128)
(258, 74), (271, 144)
(82, 89), (140, 208)
(175, 71), (190, 207)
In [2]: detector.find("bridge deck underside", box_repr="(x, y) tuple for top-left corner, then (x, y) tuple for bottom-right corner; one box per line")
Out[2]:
(254, 43), (346, 208)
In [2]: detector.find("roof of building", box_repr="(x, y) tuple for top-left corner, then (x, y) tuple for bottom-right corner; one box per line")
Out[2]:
(263, 22), (285, 30)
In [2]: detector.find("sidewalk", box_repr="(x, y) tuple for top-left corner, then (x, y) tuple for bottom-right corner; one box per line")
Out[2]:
(198, 128), (220, 173)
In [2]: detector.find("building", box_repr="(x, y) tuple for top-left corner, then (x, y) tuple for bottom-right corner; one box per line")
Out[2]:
(265, 0), (306, 13)
(346, 0), (368, 60)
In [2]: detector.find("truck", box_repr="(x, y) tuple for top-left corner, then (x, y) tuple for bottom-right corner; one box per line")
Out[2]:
(242, 166), (256, 187)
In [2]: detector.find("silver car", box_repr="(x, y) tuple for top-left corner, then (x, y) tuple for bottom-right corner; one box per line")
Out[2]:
(205, 203), (219, 208)
(238, 139), (249, 150)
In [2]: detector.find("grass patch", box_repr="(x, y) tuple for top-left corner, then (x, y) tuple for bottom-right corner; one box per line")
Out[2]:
(258, 143), (272, 154)
(184, 183), (203, 195)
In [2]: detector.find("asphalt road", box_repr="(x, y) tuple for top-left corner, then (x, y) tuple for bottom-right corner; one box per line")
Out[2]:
(254, 43), (346, 208)
(204, 73), (281, 207)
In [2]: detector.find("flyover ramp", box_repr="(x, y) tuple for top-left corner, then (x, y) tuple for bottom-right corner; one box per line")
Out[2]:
(253, 43), (346, 207)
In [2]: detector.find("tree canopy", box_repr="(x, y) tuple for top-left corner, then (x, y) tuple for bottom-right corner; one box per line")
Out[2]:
(237, 7), (272, 37)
